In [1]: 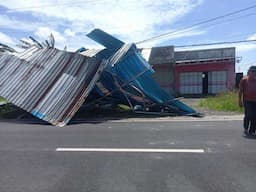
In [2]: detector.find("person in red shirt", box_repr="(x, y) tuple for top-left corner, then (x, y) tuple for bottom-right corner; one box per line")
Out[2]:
(238, 66), (256, 135)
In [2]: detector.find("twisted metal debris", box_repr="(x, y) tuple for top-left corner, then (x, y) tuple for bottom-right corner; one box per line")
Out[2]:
(0, 29), (198, 126)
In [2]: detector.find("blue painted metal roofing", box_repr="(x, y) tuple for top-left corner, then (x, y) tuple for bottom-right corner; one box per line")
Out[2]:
(86, 29), (197, 115)
(87, 29), (124, 52)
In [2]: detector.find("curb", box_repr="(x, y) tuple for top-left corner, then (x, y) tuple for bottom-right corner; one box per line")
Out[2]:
(72, 115), (243, 123)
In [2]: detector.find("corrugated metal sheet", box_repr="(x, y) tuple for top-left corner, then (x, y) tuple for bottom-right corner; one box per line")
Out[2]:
(126, 46), (177, 95)
(87, 29), (124, 52)
(0, 46), (105, 126)
(80, 48), (113, 61)
(108, 44), (196, 114)
(0, 43), (16, 53)
(80, 48), (102, 57)
(86, 28), (197, 115)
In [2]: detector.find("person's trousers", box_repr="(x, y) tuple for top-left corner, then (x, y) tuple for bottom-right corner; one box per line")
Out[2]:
(244, 100), (256, 133)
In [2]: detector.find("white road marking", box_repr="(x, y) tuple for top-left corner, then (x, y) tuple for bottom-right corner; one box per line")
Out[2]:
(56, 148), (205, 153)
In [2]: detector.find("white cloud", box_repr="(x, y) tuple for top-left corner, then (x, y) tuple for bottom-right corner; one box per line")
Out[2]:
(138, 28), (206, 48)
(236, 43), (256, 52)
(64, 29), (76, 37)
(235, 33), (256, 52)
(0, 0), (206, 51)
(0, 0), (204, 45)
(0, 15), (41, 32)
(33, 26), (103, 51)
(247, 33), (256, 40)
(0, 32), (16, 45)
(34, 26), (67, 48)
(35, 27), (65, 42)
(4, 0), (198, 28)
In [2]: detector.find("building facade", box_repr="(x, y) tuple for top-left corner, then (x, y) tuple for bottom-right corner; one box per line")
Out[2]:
(141, 46), (236, 96)
(175, 47), (236, 95)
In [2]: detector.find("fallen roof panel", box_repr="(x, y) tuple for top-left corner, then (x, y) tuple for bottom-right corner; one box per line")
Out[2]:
(87, 29), (124, 52)
(0, 47), (105, 126)
(86, 30), (197, 115)
(108, 44), (197, 115)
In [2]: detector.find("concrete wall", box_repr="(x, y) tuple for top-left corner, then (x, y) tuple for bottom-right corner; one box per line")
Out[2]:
(152, 63), (175, 95)
(175, 47), (235, 62)
(148, 46), (175, 64)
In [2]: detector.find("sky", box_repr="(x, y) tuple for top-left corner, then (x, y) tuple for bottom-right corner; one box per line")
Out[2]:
(0, 0), (256, 73)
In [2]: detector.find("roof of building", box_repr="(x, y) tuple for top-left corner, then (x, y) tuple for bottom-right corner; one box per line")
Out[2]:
(175, 47), (236, 63)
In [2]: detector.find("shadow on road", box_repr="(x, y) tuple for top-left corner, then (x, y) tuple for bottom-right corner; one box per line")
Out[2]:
(243, 134), (256, 140)
(0, 109), (176, 126)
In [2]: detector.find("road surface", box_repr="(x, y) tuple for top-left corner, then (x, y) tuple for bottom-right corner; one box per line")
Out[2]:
(0, 118), (255, 192)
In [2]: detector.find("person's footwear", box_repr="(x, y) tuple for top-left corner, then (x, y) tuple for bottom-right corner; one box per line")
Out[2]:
(248, 130), (256, 136)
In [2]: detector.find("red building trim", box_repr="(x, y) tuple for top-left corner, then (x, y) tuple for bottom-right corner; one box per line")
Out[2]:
(175, 60), (235, 93)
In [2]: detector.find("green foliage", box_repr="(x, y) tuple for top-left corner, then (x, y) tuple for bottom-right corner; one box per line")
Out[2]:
(0, 96), (6, 103)
(0, 97), (19, 118)
(199, 91), (244, 113)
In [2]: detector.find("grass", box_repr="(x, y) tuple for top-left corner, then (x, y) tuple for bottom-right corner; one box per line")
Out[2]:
(0, 96), (6, 103)
(199, 91), (244, 113)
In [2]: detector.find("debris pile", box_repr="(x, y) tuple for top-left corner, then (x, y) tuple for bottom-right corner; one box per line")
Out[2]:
(0, 29), (198, 126)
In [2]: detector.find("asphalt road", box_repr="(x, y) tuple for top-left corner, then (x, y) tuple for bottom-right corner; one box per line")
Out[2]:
(0, 118), (255, 192)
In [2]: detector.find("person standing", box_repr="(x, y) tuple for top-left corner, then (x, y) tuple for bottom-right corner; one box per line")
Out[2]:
(238, 66), (256, 135)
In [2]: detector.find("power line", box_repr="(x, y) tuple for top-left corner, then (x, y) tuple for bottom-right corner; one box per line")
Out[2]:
(136, 4), (256, 44)
(175, 39), (256, 48)
(200, 11), (256, 31)
(141, 11), (256, 44)
(140, 39), (256, 50)
(225, 31), (256, 40)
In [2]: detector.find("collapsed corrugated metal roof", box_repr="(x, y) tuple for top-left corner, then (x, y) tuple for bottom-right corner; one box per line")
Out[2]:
(0, 29), (199, 126)
(0, 46), (106, 126)
(84, 29), (197, 115)
(0, 43), (16, 53)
